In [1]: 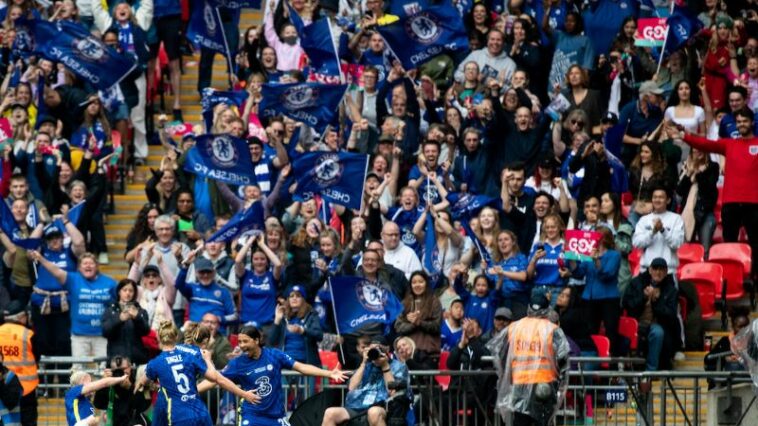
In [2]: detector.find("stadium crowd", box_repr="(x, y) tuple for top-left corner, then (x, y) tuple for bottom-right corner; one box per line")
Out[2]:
(0, 0), (756, 424)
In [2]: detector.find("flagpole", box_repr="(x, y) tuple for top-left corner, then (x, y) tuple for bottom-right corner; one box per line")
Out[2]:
(326, 277), (346, 363)
(656, 1), (677, 77)
(216, 7), (234, 89)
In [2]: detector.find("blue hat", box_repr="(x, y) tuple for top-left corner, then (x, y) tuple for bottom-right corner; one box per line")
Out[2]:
(287, 285), (307, 298)
(194, 258), (215, 273)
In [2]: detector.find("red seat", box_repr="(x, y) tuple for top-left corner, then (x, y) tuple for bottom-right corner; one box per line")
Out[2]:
(628, 248), (642, 277)
(680, 262), (724, 319)
(318, 350), (342, 384)
(591, 335), (611, 369)
(228, 334), (238, 348)
(677, 243), (704, 278)
(708, 243), (752, 300)
(435, 351), (451, 390)
(618, 317), (638, 351)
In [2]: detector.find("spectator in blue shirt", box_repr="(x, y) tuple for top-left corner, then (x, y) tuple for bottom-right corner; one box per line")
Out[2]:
(618, 80), (666, 166)
(452, 267), (501, 334)
(568, 226), (622, 355)
(487, 229), (529, 319)
(30, 250), (116, 360)
(175, 256), (238, 332)
(440, 299), (464, 352)
(526, 213), (571, 306)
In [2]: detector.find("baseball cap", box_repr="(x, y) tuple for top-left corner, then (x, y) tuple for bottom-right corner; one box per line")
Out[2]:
(639, 80), (663, 96)
(43, 226), (63, 239)
(194, 258), (215, 273)
(4, 300), (26, 317)
(530, 293), (550, 311)
(142, 264), (160, 276)
(494, 307), (513, 320)
(650, 257), (668, 270)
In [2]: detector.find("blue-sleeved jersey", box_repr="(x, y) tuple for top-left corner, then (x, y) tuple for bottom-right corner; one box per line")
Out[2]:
(65, 384), (94, 426)
(145, 345), (212, 426)
(221, 348), (295, 426)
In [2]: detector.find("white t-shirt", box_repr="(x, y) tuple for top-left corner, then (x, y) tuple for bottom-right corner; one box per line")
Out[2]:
(664, 106), (705, 134)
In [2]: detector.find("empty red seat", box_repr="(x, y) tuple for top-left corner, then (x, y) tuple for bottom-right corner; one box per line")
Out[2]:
(680, 262), (724, 319)
(591, 335), (611, 369)
(436, 351), (451, 390)
(618, 317), (638, 351)
(708, 243), (752, 300)
(628, 248), (642, 277)
(678, 243), (704, 268)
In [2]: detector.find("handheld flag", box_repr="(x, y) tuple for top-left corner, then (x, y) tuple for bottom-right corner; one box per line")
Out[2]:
(1, 200), (42, 250)
(259, 82), (347, 133)
(286, 2), (341, 78)
(184, 134), (257, 186)
(187, 1), (232, 81)
(446, 193), (497, 221)
(207, 202), (264, 243)
(422, 213), (442, 287)
(201, 88), (249, 131)
(461, 219), (493, 268)
(31, 20), (137, 90)
(634, 18), (667, 47)
(292, 151), (369, 210)
(329, 276), (403, 334)
(376, 4), (468, 70)
(663, 3), (702, 56)
(50, 200), (86, 234)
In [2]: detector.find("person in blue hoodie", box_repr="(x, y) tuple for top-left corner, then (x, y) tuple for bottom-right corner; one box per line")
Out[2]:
(175, 255), (238, 332)
(452, 266), (501, 334)
(567, 226), (622, 355)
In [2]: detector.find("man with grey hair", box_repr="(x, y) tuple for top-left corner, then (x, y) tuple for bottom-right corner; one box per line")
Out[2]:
(135, 214), (191, 325)
(381, 221), (421, 280)
(618, 80), (665, 166)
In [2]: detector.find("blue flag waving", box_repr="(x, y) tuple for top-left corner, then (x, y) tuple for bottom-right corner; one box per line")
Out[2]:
(664, 3), (703, 56)
(184, 134), (257, 186)
(446, 193), (498, 221)
(377, 4), (468, 70)
(461, 220), (493, 268)
(50, 200), (86, 233)
(422, 213), (442, 287)
(206, 0), (260, 8)
(259, 82), (347, 133)
(201, 88), (249, 131)
(1, 200), (42, 250)
(187, 1), (231, 69)
(292, 151), (369, 210)
(329, 276), (403, 334)
(286, 2), (341, 77)
(31, 20), (136, 90)
(207, 202), (264, 243)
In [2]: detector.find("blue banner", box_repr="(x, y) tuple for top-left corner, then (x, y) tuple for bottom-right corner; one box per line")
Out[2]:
(422, 213), (442, 287)
(31, 20), (137, 90)
(446, 193), (498, 221)
(12, 19), (35, 58)
(184, 134), (257, 186)
(376, 4), (468, 70)
(292, 151), (369, 210)
(1, 200), (42, 250)
(664, 4), (702, 55)
(50, 200), (86, 234)
(207, 202), (264, 243)
(329, 276), (403, 334)
(187, 1), (230, 61)
(206, 0), (260, 8)
(287, 2), (340, 77)
(604, 123), (625, 159)
(259, 82), (347, 133)
(201, 88), (249, 131)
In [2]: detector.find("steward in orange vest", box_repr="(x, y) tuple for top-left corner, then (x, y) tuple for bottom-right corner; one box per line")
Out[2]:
(0, 301), (38, 426)
(487, 293), (569, 426)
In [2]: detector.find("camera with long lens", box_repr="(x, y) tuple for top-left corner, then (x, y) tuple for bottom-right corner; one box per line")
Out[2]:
(367, 347), (382, 361)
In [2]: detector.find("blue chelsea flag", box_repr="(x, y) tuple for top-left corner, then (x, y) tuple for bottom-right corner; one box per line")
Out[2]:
(184, 134), (257, 186)
(287, 2), (340, 77)
(201, 88), (249, 130)
(663, 3), (703, 56)
(187, 1), (231, 63)
(292, 151), (369, 210)
(207, 202), (264, 243)
(377, 3), (468, 70)
(330, 276), (403, 334)
(31, 20), (136, 90)
(259, 82), (347, 133)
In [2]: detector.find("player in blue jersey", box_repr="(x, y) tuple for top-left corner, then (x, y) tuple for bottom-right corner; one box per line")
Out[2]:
(198, 325), (349, 426)
(65, 370), (128, 426)
(137, 321), (259, 426)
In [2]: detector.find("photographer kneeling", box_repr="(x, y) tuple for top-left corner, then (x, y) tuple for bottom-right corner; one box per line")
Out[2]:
(92, 355), (151, 426)
(323, 336), (411, 426)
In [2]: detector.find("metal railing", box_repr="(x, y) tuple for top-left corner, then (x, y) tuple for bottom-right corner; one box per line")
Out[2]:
(33, 356), (756, 426)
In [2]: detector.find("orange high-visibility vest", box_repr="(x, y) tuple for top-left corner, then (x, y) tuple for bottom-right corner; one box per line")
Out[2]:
(0, 323), (38, 396)
(508, 317), (558, 384)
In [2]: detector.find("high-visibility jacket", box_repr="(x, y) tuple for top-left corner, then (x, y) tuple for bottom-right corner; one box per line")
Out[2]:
(0, 323), (38, 396)
(507, 317), (558, 384)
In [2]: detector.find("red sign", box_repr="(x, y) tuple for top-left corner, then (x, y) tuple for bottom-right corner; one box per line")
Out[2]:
(564, 230), (602, 261)
(635, 18), (667, 47)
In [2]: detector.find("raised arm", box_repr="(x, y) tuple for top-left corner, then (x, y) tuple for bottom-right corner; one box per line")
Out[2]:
(27, 249), (67, 284)
(81, 375), (128, 395)
(234, 237), (256, 278)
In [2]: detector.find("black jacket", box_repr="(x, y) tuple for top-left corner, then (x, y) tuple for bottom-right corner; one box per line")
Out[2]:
(101, 302), (151, 365)
(622, 271), (678, 331)
(93, 371), (151, 426)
